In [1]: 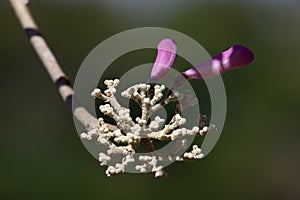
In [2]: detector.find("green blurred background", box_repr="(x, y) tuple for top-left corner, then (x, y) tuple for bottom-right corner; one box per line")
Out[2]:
(1, 0), (300, 199)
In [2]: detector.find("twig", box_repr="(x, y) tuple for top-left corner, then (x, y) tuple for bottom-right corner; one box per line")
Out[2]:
(9, 0), (116, 131)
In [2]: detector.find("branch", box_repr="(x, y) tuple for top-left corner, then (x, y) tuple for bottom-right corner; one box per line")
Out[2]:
(9, 0), (117, 131)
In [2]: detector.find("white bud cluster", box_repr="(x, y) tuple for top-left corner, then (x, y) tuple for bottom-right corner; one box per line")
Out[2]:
(99, 153), (111, 166)
(105, 155), (134, 177)
(91, 88), (109, 101)
(104, 79), (119, 97)
(80, 80), (214, 178)
(99, 104), (114, 116)
(136, 156), (165, 177)
(148, 116), (165, 131)
(150, 85), (165, 106)
(183, 145), (204, 159)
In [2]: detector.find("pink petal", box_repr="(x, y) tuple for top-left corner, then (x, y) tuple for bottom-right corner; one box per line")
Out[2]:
(183, 44), (254, 79)
(150, 39), (177, 81)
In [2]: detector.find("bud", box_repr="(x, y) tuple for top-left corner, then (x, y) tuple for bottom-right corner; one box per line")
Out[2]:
(150, 38), (177, 81)
(183, 44), (254, 79)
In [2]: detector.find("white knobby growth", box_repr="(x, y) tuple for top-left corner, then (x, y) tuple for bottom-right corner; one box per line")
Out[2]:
(81, 79), (214, 178)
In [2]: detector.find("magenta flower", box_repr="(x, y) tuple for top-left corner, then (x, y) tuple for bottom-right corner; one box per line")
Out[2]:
(183, 44), (254, 79)
(150, 39), (254, 88)
(150, 38), (177, 81)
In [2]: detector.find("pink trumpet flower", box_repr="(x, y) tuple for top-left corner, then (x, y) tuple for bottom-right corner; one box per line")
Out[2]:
(150, 39), (177, 81)
(183, 44), (254, 79)
(170, 44), (254, 89)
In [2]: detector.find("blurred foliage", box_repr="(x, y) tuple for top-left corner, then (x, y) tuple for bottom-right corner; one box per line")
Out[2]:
(1, 1), (300, 200)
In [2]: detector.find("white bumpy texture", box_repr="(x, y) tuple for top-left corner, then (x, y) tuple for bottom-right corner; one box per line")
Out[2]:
(81, 79), (213, 178)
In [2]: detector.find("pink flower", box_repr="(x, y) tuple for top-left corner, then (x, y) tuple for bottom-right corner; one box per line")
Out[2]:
(183, 44), (254, 79)
(150, 39), (177, 81)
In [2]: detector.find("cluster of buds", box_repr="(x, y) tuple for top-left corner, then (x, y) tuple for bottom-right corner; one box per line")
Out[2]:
(81, 80), (210, 177)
